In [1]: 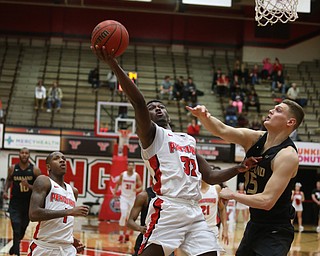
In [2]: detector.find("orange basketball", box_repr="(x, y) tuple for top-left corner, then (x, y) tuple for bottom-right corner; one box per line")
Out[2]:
(91, 20), (129, 57)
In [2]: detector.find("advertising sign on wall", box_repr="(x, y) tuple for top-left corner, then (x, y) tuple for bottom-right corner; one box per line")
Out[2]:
(235, 141), (320, 167)
(4, 133), (60, 151)
(295, 141), (320, 166)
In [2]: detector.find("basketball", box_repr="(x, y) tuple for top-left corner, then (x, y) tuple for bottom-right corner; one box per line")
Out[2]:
(91, 20), (129, 57)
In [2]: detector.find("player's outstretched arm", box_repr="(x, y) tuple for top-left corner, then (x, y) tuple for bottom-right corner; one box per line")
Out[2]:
(3, 165), (14, 200)
(29, 175), (89, 221)
(186, 105), (263, 151)
(197, 154), (261, 185)
(127, 191), (148, 234)
(216, 185), (229, 245)
(92, 46), (155, 148)
(220, 147), (298, 210)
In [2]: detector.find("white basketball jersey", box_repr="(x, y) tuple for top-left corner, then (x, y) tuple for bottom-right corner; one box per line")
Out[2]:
(199, 185), (219, 230)
(33, 178), (76, 244)
(120, 171), (137, 200)
(141, 124), (202, 201)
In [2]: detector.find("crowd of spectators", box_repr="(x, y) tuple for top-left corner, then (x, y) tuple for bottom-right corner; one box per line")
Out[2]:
(160, 75), (204, 109)
(210, 57), (291, 130)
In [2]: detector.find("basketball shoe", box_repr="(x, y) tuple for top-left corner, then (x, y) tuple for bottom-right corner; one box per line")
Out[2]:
(118, 235), (124, 243)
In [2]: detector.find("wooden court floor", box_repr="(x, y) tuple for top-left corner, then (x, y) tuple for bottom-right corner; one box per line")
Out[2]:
(0, 211), (319, 256)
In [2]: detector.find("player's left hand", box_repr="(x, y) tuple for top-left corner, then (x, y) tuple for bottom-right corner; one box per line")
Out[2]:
(73, 237), (85, 253)
(185, 105), (209, 119)
(20, 179), (29, 189)
(221, 228), (229, 245)
(219, 187), (234, 200)
(237, 156), (263, 173)
(91, 45), (118, 66)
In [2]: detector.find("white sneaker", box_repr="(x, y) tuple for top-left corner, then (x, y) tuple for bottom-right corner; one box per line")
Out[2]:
(298, 226), (304, 232)
(316, 226), (320, 233)
(46, 109), (51, 113)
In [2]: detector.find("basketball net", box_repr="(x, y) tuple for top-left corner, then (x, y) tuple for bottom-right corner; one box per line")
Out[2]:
(255, 0), (299, 26)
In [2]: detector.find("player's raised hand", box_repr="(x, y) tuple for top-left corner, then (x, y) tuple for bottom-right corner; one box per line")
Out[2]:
(91, 45), (118, 66)
(186, 105), (210, 119)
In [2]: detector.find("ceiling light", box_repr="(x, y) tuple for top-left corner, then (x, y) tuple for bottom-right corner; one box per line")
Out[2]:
(182, 0), (232, 7)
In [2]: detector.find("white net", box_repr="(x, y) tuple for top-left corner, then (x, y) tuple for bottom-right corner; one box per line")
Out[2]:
(255, 0), (299, 26)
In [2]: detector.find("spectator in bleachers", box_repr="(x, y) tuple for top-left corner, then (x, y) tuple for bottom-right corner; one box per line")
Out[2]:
(261, 57), (273, 80)
(245, 88), (261, 114)
(241, 62), (250, 86)
(225, 99), (238, 127)
(211, 67), (222, 94)
(216, 73), (229, 99)
(272, 70), (286, 98)
(272, 57), (283, 78)
(187, 117), (201, 136)
(229, 74), (241, 95)
(159, 75), (173, 101)
(249, 115), (263, 131)
(250, 64), (260, 86)
(34, 80), (46, 111)
(231, 87), (245, 102)
(46, 81), (63, 113)
(106, 71), (118, 94)
(182, 77), (197, 106)
(233, 59), (242, 78)
(286, 82), (300, 102)
(237, 112), (249, 128)
(88, 67), (100, 91)
(173, 76), (184, 101)
(232, 95), (243, 114)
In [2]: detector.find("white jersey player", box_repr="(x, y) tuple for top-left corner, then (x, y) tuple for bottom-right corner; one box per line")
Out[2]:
(28, 152), (89, 256)
(235, 182), (249, 226)
(199, 180), (229, 251)
(32, 178), (76, 244)
(93, 46), (260, 256)
(114, 162), (142, 243)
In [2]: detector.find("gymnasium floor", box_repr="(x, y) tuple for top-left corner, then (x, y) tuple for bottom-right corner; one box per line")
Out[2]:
(0, 212), (319, 256)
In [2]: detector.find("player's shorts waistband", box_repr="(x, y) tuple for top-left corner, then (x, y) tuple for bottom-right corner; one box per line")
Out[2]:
(158, 195), (199, 206)
(33, 239), (72, 249)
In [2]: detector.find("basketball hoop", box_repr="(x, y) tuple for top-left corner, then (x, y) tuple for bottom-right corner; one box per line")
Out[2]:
(255, 0), (299, 26)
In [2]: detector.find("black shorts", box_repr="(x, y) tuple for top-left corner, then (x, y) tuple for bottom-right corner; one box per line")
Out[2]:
(236, 220), (294, 256)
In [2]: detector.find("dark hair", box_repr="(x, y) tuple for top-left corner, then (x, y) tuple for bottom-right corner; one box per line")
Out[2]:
(282, 99), (304, 129)
(146, 99), (165, 107)
(46, 151), (61, 165)
(20, 147), (29, 153)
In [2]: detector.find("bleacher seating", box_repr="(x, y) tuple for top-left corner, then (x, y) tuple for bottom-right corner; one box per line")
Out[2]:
(0, 36), (318, 142)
